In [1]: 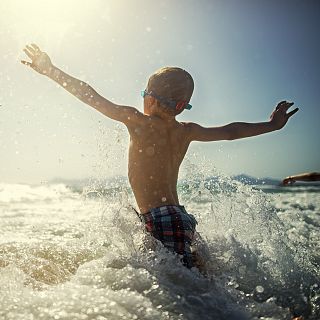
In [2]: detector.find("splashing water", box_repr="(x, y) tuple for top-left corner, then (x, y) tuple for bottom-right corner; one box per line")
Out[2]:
(0, 167), (319, 319)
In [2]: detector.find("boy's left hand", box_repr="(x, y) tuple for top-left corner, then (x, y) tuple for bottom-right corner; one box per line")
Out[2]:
(269, 100), (299, 130)
(21, 43), (53, 75)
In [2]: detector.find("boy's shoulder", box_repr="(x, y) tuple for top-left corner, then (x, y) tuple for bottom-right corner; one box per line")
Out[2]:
(124, 107), (198, 138)
(179, 121), (200, 133)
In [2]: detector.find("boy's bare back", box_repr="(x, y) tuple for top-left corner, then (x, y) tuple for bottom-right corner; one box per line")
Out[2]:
(127, 116), (190, 213)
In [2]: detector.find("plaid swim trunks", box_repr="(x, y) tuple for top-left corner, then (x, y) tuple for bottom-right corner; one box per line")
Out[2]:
(139, 205), (198, 268)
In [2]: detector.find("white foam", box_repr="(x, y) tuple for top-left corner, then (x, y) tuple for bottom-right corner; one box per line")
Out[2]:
(0, 177), (319, 319)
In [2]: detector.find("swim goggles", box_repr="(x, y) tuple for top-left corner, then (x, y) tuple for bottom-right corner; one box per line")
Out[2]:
(141, 90), (192, 111)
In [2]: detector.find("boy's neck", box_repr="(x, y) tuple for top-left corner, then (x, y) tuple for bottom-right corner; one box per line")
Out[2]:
(145, 108), (176, 122)
(147, 112), (176, 122)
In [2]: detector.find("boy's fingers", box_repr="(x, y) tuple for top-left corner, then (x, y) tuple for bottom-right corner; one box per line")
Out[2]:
(277, 101), (294, 112)
(276, 100), (287, 109)
(284, 102), (294, 112)
(23, 48), (34, 60)
(31, 43), (41, 51)
(21, 60), (31, 66)
(26, 45), (36, 55)
(287, 107), (299, 118)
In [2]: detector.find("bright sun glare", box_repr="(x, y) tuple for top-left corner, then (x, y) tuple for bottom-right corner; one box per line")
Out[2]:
(3, 0), (95, 43)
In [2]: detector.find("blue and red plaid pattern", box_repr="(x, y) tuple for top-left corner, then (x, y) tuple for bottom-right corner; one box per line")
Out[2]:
(140, 205), (197, 268)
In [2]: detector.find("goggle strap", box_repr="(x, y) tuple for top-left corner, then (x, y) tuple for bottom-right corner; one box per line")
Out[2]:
(141, 90), (192, 110)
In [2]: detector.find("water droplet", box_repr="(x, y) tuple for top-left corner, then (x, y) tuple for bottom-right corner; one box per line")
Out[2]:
(256, 285), (264, 293)
(162, 197), (166, 202)
(53, 69), (60, 77)
(139, 149), (142, 153)
(62, 82), (67, 87)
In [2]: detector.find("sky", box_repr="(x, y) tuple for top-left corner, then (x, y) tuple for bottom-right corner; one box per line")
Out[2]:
(0, 0), (319, 184)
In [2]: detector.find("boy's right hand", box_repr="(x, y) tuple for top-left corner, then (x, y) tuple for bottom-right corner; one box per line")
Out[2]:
(21, 44), (53, 76)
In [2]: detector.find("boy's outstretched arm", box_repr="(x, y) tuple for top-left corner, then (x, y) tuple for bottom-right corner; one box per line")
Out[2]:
(187, 101), (299, 142)
(21, 44), (144, 126)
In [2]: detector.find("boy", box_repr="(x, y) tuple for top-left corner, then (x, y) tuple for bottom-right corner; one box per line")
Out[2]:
(21, 43), (299, 268)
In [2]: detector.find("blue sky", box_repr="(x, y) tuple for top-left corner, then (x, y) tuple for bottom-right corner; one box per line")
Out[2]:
(0, 0), (319, 183)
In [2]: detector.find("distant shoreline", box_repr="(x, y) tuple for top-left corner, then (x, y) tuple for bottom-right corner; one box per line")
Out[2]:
(2, 173), (320, 188)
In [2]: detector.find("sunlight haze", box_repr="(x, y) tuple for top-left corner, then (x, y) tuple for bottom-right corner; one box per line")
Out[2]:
(1, 0), (319, 183)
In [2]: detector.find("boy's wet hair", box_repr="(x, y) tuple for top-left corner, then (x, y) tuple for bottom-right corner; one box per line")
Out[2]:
(147, 67), (194, 116)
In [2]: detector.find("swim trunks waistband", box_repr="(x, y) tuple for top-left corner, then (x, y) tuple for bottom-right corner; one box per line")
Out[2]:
(139, 204), (187, 221)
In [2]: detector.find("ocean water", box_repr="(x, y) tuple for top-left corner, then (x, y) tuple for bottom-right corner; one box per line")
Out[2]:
(0, 175), (319, 320)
